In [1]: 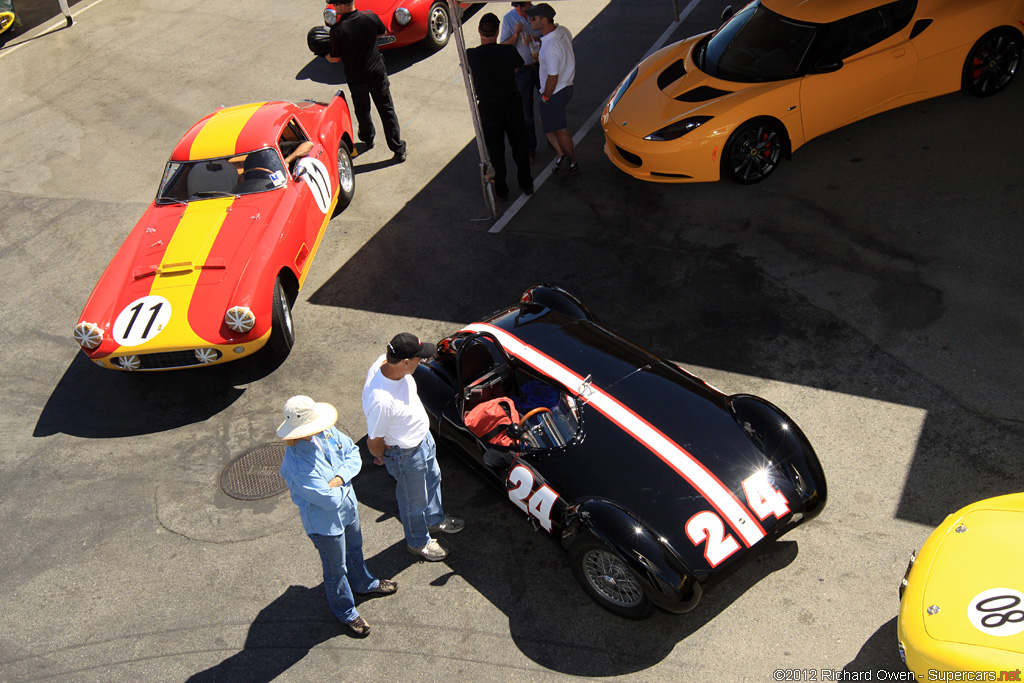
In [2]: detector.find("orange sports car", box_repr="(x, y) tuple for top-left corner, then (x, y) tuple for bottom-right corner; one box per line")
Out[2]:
(73, 95), (356, 371)
(602, 0), (1024, 183)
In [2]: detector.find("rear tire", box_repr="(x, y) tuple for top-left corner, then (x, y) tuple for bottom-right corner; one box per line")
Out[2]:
(962, 27), (1021, 97)
(569, 535), (654, 619)
(334, 141), (355, 215)
(269, 279), (295, 356)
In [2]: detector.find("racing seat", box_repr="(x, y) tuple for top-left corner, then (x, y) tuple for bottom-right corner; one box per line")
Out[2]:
(460, 340), (512, 414)
(186, 160), (237, 197)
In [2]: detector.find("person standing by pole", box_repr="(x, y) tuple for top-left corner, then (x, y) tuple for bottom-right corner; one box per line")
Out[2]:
(326, 1), (408, 162)
(467, 12), (534, 201)
(499, 2), (542, 162)
(528, 3), (577, 174)
(278, 395), (398, 638)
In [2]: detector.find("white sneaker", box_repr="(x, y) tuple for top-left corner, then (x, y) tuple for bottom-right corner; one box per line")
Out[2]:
(408, 539), (447, 561)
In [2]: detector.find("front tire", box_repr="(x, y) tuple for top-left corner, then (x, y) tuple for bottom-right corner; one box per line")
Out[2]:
(722, 118), (784, 184)
(423, 2), (451, 51)
(569, 536), (654, 619)
(269, 278), (295, 356)
(334, 141), (355, 214)
(962, 28), (1021, 97)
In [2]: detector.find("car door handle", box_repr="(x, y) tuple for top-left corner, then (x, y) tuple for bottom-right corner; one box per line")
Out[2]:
(891, 48), (906, 58)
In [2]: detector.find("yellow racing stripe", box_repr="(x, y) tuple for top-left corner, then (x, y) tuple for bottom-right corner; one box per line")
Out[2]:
(146, 197), (233, 347)
(189, 103), (263, 160)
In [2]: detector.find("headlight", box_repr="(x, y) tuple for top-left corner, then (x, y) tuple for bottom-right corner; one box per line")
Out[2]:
(225, 306), (255, 333)
(644, 116), (712, 141)
(74, 322), (103, 350)
(608, 65), (638, 113)
(394, 7), (411, 26)
(324, 8), (338, 25)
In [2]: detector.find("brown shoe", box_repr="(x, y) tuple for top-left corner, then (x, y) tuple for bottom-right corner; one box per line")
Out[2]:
(366, 579), (398, 595)
(344, 616), (371, 638)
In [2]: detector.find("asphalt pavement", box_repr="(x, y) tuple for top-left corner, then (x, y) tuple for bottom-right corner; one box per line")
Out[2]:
(1, 0), (1023, 681)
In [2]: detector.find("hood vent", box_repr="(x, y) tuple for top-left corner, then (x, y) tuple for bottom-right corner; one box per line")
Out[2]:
(657, 59), (688, 91)
(675, 86), (732, 102)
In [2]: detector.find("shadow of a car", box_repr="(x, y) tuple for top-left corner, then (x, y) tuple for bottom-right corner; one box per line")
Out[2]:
(351, 437), (800, 676)
(34, 347), (286, 438)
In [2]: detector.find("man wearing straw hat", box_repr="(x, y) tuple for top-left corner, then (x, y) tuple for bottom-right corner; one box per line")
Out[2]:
(278, 395), (398, 638)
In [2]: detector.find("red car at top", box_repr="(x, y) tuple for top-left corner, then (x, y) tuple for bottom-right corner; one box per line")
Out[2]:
(73, 93), (356, 371)
(323, 0), (470, 51)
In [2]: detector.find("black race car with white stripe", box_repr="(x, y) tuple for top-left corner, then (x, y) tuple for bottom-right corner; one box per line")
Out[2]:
(415, 285), (827, 618)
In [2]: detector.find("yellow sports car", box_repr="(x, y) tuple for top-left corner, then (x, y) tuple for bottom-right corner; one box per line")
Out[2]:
(602, 0), (1024, 183)
(897, 492), (1024, 674)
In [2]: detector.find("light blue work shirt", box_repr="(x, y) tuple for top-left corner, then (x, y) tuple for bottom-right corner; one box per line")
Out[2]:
(280, 427), (363, 536)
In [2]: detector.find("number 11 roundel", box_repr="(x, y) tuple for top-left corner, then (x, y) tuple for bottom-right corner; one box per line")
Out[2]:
(113, 295), (172, 347)
(295, 157), (333, 214)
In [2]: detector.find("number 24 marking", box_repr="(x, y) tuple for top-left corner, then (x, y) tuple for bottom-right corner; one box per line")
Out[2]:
(686, 472), (790, 568)
(507, 465), (558, 532)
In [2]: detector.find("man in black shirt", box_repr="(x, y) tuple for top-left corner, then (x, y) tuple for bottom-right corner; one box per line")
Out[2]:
(467, 13), (533, 200)
(327, 1), (407, 162)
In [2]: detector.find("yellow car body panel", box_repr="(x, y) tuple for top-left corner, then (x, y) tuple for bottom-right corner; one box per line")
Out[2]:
(898, 493), (1024, 675)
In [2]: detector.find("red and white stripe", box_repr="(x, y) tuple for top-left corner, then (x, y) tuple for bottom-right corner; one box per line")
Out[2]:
(462, 323), (766, 548)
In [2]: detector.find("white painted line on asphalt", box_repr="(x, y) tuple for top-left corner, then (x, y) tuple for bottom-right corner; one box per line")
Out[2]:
(488, 0), (705, 234)
(0, 0), (108, 59)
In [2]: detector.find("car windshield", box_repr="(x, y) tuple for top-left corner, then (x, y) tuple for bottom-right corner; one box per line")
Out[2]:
(520, 394), (581, 451)
(156, 148), (287, 202)
(698, 1), (816, 82)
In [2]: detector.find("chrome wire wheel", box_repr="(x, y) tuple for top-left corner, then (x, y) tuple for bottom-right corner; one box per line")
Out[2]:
(963, 28), (1021, 97)
(581, 548), (644, 608)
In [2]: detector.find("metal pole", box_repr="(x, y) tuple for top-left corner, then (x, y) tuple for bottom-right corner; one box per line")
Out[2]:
(448, 0), (497, 220)
(57, 0), (73, 27)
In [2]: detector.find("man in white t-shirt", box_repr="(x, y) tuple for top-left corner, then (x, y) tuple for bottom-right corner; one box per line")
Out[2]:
(363, 333), (464, 561)
(528, 3), (577, 174)
(500, 2), (543, 160)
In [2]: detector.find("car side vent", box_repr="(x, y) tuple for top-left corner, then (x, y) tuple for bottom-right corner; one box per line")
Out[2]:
(657, 59), (688, 90)
(675, 86), (732, 102)
(908, 19), (932, 40)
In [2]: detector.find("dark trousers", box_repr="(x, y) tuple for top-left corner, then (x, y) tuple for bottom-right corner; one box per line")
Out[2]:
(514, 65), (539, 152)
(349, 75), (406, 154)
(479, 97), (532, 198)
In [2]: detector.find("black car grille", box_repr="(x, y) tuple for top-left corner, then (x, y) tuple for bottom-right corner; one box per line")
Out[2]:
(615, 146), (642, 167)
(113, 350), (223, 370)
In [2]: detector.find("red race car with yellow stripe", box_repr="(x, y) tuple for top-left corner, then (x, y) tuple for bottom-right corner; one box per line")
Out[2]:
(74, 94), (356, 371)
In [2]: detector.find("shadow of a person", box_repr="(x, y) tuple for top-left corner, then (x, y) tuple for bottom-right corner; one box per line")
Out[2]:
(185, 584), (340, 683)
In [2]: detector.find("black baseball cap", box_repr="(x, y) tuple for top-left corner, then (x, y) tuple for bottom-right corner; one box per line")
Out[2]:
(387, 333), (436, 360)
(527, 3), (555, 19)
(478, 12), (500, 32)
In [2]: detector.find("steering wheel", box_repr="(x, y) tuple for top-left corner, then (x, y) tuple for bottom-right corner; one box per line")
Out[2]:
(519, 407), (551, 427)
(242, 167), (274, 179)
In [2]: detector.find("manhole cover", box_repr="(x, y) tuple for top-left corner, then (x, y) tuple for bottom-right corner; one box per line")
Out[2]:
(220, 443), (288, 500)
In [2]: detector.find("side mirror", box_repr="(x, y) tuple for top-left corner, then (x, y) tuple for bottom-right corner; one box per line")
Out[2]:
(813, 59), (843, 73)
(721, 5), (734, 23)
(294, 164), (307, 179)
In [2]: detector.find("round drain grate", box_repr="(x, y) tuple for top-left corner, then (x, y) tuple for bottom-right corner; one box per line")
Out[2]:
(220, 443), (289, 500)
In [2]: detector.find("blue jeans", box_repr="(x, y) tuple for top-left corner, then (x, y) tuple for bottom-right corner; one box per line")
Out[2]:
(514, 65), (539, 152)
(308, 513), (378, 623)
(383, 431), (444, 549)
